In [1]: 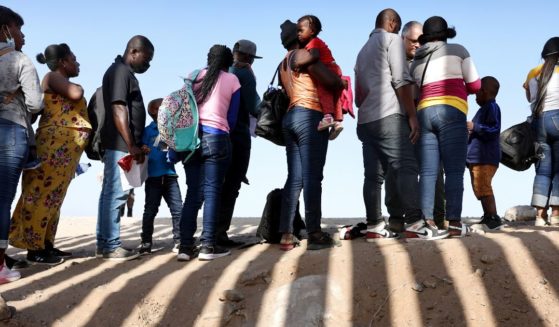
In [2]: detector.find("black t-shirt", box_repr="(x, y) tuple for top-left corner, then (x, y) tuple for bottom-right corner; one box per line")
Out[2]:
(101, 55), (146, 152)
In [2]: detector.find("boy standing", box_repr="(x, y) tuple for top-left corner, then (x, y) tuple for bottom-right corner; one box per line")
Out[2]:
(139, 98), (182, 254)
(467, 76), (504, 230)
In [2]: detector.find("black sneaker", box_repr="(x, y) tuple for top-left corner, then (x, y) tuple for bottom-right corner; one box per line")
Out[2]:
(101, 247), (140, 261)
(27, 250), (64, 265)
(307, 232), (341, 250)
(4, 255), (29, 270)
(177, 245), (197, 261)
(198, 245), (231, 261)
(49, 248), (72, 258)
(139, 242), (152, 255)
(473, 215), (505, 231)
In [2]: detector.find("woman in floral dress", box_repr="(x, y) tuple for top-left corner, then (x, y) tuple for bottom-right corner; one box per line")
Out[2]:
(10, 43), (91, 265)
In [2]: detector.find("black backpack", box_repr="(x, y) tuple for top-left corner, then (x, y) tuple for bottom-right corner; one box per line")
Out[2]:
(85, 87), (105, 161)
(256, 188), (305, 243)
(500, 120), (540, 171)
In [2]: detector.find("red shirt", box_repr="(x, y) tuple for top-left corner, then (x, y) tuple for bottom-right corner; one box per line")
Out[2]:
(305, 37), (335, 65)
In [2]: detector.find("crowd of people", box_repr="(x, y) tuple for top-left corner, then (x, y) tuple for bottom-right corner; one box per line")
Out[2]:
(1, 5), (558, 294)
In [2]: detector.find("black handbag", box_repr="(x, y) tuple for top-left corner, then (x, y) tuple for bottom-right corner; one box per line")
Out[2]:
(500, 120), (539, 171)
(255, 64), (289, 146)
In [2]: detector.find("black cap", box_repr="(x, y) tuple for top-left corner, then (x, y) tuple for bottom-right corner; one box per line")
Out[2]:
(280, 20), (298, 49)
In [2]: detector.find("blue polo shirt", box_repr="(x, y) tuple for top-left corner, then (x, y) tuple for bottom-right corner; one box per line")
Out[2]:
(142, 121), (177, 177)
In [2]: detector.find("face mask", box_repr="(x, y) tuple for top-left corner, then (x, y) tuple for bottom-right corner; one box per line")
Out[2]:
(1, 26), (15, 48)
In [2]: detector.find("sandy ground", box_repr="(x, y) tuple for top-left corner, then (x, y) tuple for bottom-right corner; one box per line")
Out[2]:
(0, 217), (559, 327)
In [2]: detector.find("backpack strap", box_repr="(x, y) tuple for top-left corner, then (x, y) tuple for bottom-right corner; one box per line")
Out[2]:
(0, 47), (13, 57)
(419, 51), (434, 89)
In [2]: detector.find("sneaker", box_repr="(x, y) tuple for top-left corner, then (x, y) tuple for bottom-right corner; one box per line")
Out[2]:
(198, 245), (231, 261)
(549, 216), (559, 226)
(0, 265), (20, 285)
(48, 248), (72, 258)
(472, 215), (504, 231)
(404, 219), (449, 240)
(172, 242), (180, 253)
(307, 232), (342, 250)
(535, 216), (549, 227)
(23, 158), (41, 170)
(328, 122), (344, 140)
(317, 114), (335, 131)
(27, 250), (64, 265)
(101, 247), (140, 261)
(95, 249), (103, 258)
(447, 220), (471, 238)
(138, 242), (152, 255)
(365, 221), (399, 241)
(177, 245), (197, 261)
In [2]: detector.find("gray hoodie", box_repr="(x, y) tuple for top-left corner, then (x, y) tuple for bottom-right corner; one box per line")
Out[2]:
(0, 42), (43, 128)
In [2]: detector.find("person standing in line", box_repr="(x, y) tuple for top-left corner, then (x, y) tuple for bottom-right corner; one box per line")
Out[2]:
(97, 35), (153, 260)
(138, 98), (183, 254)
(277, 19), (345, 251)
(215, 39), (261, 248)
(529, 37), (559, 227)
(0, 5), (42, 283)
(177, 45), (240, 262)
(467, 76), (504, 231)
(354, 9), (448, 241)
(10, 43), (91, 265)
(410, 16), (481, 237)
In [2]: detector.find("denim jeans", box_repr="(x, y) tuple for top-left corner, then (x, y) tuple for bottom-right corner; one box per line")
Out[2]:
(97, 149), (129, 251)
(215, 131), (251, 241)
(357, 114), (423, 224)
(417, 105), (468, 220)
(279, 107), (329, 234)
(180, 133), (231, 247)
(532, 109), (559, 207)
(0, 119), (28, 249)
(141, 175), (182, 243)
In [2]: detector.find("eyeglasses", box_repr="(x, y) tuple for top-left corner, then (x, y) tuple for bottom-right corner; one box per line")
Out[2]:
(405, 36), (420, 45)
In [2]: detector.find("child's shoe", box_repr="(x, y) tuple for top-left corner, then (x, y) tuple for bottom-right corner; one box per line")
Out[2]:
(23, 158), (41, 170)
(0, 264), (20, 285)
(329, 122), (344, 140)
(317, 114), (335, 131)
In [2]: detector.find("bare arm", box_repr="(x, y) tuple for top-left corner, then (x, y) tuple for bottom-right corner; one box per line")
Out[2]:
(295, 48), (320, 69)
(395, 84), (420, 144)
(43, 71), (84, 101)
(290, 50), (343, 92)
(112, 102), (145, 163)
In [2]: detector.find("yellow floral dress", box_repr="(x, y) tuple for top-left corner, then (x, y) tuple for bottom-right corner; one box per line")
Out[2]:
(10, 93), (91, 250)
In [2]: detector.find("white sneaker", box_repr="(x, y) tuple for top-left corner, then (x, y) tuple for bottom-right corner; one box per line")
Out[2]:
(365, 221), (399, 241)
(549, 216), (559, 226)
(172, 243), (180, 253)
(535, 217), (549, 227)
(404, 219), (449, 240)
(0, 264), (21, 285)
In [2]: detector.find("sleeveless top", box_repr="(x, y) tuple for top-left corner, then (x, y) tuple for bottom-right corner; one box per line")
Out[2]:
(279, 51), (322, 112)
(38, 93), (92, 129)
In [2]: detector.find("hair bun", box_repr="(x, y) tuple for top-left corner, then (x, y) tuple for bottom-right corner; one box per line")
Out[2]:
(36, 53), (47, 64)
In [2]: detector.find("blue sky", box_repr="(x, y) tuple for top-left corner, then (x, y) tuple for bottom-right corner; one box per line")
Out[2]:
(6, 0), (559, 219)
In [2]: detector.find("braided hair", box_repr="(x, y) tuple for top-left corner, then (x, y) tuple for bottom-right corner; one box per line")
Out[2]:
(195, 44), (233, 104)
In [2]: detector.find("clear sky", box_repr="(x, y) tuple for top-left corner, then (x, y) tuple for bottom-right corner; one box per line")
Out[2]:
(5, 0), (559, 219)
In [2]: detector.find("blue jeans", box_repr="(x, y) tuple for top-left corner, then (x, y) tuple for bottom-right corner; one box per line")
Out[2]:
(417, 105), (468, 220)
(532, 109), (559, 207)
(141, 175), (182, 243)
(180, 133), (231, 247)
(356, 114), (423, 224)
(0, 119), (28, 249)
(97, 149), (129, 251)
(279, 107), (328, 234)
(216, 131), (251, 241)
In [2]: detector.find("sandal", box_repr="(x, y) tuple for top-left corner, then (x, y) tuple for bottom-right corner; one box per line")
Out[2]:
(279, 233), (300, 251)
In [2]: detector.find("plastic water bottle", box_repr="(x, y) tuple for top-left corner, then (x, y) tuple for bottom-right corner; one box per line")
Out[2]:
(75, 162), (92, 176)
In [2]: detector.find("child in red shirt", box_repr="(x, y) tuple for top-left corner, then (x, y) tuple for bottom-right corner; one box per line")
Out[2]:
(295, 15), (348, 139)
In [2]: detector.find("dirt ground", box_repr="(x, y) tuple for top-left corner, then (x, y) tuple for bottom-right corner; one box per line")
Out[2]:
(1, 217), (559, 327)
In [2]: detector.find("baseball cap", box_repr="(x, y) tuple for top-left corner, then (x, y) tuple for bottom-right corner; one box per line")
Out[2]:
(233, 39), (262, 59)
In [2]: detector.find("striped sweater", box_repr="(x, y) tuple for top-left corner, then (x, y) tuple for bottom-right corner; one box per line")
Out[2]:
(410, 41), (481, 114)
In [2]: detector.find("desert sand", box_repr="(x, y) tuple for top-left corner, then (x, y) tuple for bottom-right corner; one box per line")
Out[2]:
(1, 217), (559, 327)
